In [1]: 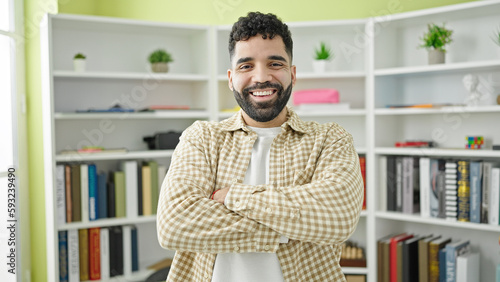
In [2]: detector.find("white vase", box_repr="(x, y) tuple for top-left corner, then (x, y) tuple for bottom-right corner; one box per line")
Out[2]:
(312, 60), (328, 73)
(151, 62), (169, 73)
(73, 59), (86, 72)
(428, 49), (445, 65)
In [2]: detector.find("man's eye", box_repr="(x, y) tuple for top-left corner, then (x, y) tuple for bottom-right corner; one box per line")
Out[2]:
(239, 64), (252, 70)
(270, 62), (284, 67)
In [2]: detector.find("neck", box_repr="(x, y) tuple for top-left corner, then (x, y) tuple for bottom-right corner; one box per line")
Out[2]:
(242, 108), (288, 128)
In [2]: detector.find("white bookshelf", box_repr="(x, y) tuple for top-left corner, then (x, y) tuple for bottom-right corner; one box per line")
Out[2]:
(41, 1), (500, 281)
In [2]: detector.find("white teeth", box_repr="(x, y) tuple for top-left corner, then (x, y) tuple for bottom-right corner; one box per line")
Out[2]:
(252, 90), (273, 96)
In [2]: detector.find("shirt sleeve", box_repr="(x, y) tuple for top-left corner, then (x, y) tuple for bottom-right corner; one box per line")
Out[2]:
(224, 127), (364, 246)
(156, 122), (274, 253)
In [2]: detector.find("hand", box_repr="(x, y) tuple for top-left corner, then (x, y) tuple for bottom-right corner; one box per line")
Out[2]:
(213, 187), (230, 205)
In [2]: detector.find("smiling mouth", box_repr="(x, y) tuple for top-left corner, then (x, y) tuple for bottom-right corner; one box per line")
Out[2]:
(250, 89), (276, 97)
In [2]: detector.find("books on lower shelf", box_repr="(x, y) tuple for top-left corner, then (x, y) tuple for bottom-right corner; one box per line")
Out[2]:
(56, 160), (167, 224)
(380, 155), (500, 225)
(58, 225), (139, 281)
(377, 233), (478, 282)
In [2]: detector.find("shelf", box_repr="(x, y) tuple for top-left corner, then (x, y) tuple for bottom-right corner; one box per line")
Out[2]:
(375, 147), (500, 158)
(376, 211), (500, 232)
(58, 215), (157, 231)
(55, 150), (174, 162)
(341, 267), (368, 275)
(375, 105), (500, 115)
(374, 60), (500, 77)
(54, 70), (210, 81)
(54, 110), (210, 120)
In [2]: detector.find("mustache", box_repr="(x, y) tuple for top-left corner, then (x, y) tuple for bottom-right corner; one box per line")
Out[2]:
(243, 82), (283, 93)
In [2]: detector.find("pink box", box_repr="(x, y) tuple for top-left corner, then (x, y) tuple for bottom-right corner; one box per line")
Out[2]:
(293, 88), (339, 105)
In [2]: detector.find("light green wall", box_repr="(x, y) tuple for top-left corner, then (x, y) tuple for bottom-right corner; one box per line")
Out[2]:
(27, 1), (475, 282)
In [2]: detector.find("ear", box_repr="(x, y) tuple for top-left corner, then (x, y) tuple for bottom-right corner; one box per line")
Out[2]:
(291, 65), (297, 87)
(227, 68), (234, 91)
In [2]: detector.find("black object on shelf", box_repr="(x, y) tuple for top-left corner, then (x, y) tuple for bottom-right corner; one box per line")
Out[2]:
(143, 131), (182, 150)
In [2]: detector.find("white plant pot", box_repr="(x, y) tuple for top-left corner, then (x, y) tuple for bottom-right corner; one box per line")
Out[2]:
(428, 49), (445, 65)
(73, 59), (86, 72)
(151, 62), (169, 73)
(312, 60), (328, 73)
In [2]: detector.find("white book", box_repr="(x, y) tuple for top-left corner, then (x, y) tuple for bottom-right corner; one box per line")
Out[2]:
(100, 228), (110, 280)
(419, 157), (430, 217)
(379, 156), (387, 212)
(67, 229), (80, 282)
(489, 168), (500, 225)
(122, 161), (139, 218)
(456, 252), (480, 282)
(123, 225), (133, 277)
(481, 162), (493, 223)
(80, 164), (89, 222)
(56, 165), (66, 224)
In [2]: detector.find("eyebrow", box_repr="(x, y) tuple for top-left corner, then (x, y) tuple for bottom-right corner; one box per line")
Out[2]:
(235, 55), (288, 66)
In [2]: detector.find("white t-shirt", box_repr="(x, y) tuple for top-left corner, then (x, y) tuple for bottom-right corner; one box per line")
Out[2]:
(212, 126), (288, 282)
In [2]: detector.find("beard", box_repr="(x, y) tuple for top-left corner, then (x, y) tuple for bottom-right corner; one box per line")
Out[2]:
(232, 81), (293, 123)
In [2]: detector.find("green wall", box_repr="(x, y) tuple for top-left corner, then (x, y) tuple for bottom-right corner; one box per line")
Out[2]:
(26, 0), (475, 281)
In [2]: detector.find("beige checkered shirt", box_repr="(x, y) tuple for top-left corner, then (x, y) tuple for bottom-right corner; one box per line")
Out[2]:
(157, 107), (364, 282)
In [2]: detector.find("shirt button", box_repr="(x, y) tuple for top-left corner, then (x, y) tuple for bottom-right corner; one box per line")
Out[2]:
(232, 178), (238, 184)
(235, 200), (241, 207)
(234, 246), (240, 252)
(266, 207), (272, 213)
(204, 274), (209, 279)
(290, 212), (295, 218)
(264, 245), (270, 251)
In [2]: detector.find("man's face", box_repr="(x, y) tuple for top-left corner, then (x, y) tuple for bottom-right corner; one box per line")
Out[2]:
(228, 35), (296, 125)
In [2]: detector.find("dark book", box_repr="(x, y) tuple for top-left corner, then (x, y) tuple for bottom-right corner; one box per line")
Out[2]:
(58, 231), (69, 282)
(436, 160), (447, 219)
(412, 157), (421, 214)
(78, 229), (89, 281)
(387, 156), (397, 211)
(107, 174), (116, 218)
(88, 164), (98, 221)
(137, 162), (143, 216)
(396, 157), (404, 212)
(70, 164), (81, 222)
(109, 226), (124, 277)
(390, 233), (414, 282)
(131, 226), (139, 272)
(65, 165), (72, 223)
(403, 236), (421, 282)
(438, 248), (447, 282)
(97, 172), (108, 219)
(457, 160), (471, 222)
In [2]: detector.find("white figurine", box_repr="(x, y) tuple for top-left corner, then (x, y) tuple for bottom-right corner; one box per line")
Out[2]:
(463, 74), (495, 106)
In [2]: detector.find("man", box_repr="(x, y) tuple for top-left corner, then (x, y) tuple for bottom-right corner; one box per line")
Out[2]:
(157, 12), (363, 282)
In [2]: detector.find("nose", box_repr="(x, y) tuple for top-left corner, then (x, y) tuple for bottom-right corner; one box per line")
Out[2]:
(252, 64), (272, 83)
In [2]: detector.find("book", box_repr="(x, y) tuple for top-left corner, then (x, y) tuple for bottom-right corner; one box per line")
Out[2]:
(114, 171), (126, 218)
(97, 171), (108, 219)
(481, 162), (493, 223)
(71, 164), (81, 222)
(396, 157), (403, 212)
(109, 226), (124, 277)
(445, 240), (470, 282)
(428, 237), (451, 282)
(457, 160), (470, 222)
(402, 236), (421, 282)
(78, 229), (89, 281)
(88, 227), (101, 280)
(88, 164), (99, 221)
(122, 161), (139, 218)
(123, 225), (133, 277)
(456, 252), (479, 282)
(100, 227), (110, 280)
(80, 164), (89, 222)
(402, 156), (414, 214)
(65, 165), (72, 223)
(429, 159), (441, 218)
(439, 248), (446, 282)
(469, 161), (483, 223)
(131, 226), (139, 272)
(378, 234), (397, 282)
(390, 233), (413, 282)
(137, 162), (144, 216)
(445, 160), (458, 221)
(489, 168), (500, 225)
(481, 162), (492, 223)
(107, 174), (116, 218)
(418, 235), (440, 282)
(67, 229), (80, 282)
(387, 156), (397, 211)
(56, 164), (66, 224)
(58, 231), (69, 282)
(379, 156), (387, 212)
(142, 164), (152, 215)
(420, 158), (431, 218)
(149, 161), (159, 214)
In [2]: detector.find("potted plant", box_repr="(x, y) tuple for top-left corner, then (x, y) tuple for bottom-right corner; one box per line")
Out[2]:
(148, 49), (173, 73)
(73, 53), (86, 72)
(419, 23), (453, 64)
(313, 42), (333, 72)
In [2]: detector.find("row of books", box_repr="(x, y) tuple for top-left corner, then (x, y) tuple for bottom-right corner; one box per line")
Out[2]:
(58, 225), (138, 282)
(380, 156), (500, 224)
(377, 233), (478, 282)
(56, 161), (167, 224)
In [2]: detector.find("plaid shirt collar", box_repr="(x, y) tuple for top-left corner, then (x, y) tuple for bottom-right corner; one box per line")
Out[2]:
(219, 106), (311, 134)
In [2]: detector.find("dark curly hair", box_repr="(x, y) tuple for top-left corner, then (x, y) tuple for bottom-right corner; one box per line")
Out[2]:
(229, 12), (293, 63)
